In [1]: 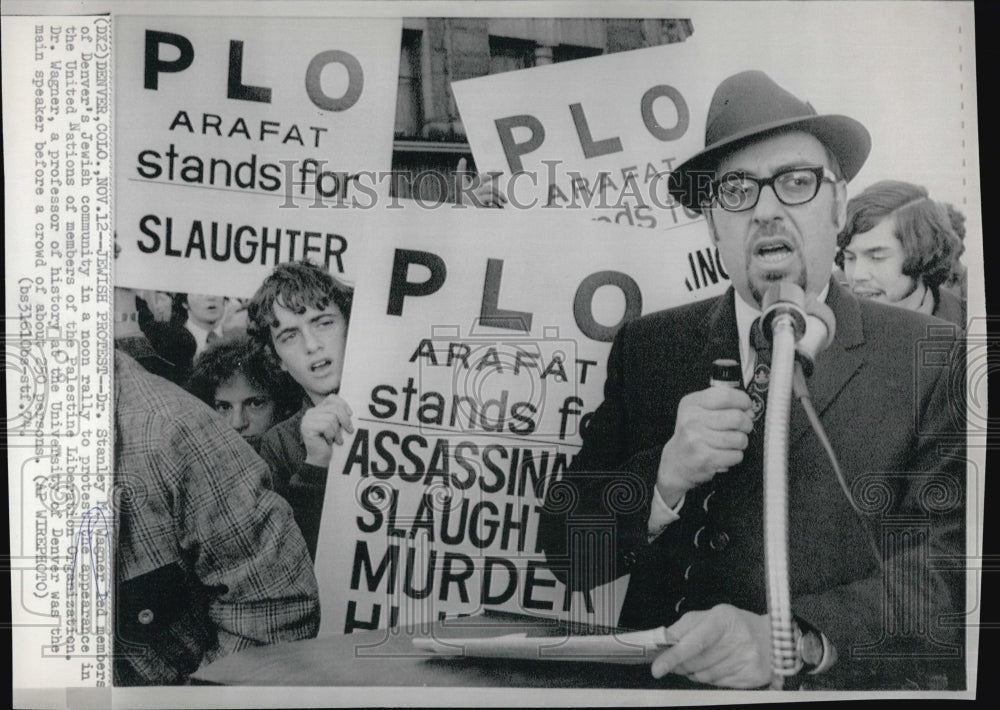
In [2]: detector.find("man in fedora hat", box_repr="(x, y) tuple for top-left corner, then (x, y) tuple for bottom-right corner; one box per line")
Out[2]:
(538, 71), (965, 689)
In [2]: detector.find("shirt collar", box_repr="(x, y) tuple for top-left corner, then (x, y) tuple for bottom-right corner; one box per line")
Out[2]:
(734, 282), (831, 386)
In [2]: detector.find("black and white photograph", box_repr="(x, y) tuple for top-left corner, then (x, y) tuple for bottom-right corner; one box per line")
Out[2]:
(3, 1), (988, 706)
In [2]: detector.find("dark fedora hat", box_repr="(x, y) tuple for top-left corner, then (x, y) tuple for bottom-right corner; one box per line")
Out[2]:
(668, 70), (871, 213)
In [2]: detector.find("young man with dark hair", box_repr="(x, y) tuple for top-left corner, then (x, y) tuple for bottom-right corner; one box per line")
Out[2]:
(186, 335), (302, 451)
(248, 260), (355, 558)
(836, 180), (966, 325)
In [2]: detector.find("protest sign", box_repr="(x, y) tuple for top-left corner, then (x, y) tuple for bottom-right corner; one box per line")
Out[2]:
(314, 206), (728, 634)
(453, 25), (979, 254)
(114, 16), (401, 297)
(452, 42), (716, 234)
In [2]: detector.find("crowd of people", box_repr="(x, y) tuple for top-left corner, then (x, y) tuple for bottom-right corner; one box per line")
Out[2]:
(114, 262), (355, 684)
(113, 70), (968, 689)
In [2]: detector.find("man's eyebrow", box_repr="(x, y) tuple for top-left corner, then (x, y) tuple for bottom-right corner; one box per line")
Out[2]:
(846, 245), (891, 256)
(768, 162), (822, 175)
(724, 162), (820, 177)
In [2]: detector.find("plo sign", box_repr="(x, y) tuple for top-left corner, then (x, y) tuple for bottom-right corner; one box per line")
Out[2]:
(452, 42), (718, 236)
(313, 206), (727, 634)
(114, 16), (401, 297)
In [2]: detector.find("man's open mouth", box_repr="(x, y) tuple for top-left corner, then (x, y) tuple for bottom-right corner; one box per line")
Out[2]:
(753, 238), (795, 264)
(310, 359), (333, 373)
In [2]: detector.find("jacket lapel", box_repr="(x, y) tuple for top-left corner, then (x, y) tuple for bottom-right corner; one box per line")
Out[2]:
(789, 281), (866, 448)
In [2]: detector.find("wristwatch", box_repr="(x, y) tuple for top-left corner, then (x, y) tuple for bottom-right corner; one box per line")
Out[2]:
(793, 616), (837, 674)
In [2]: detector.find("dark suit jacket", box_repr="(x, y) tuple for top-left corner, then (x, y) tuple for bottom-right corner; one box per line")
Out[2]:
(259, 405), (329, 561)
(933, 286), (966, 328)
(538, 281), (965, 688)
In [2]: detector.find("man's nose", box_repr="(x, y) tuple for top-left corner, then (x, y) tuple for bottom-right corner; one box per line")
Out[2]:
(229, 405), (248, 432)
(751, 183), (784, 222)
(301, 326), (322, 353)
(851, 258), (873, 282)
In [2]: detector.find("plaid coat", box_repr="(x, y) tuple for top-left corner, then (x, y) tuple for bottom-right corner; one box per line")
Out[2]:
(113, 352), (319, 684)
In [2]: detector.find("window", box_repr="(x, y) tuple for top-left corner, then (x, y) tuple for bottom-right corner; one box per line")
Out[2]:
(395, 29), (423, 138)
(489, 36), (535, 75)
(552, 44), (603, 64)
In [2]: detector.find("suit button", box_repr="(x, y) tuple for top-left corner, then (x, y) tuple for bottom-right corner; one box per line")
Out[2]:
(709, 531), (730, 551)
(138, 609), (154, 625)
(693, 526), (706, 548)
(675, 596), (686, 614)
(702, 490), (715, 512)
(683, 564), (692, 581)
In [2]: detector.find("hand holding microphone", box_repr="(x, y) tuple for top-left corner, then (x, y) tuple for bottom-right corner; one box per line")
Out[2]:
(656, 361), (754, 507)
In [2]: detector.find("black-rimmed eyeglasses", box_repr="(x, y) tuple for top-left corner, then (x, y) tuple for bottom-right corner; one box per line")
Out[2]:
(709, 166), (838, 213)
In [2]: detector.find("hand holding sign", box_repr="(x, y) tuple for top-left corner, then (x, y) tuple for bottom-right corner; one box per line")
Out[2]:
(456, 158), (507, 208)
(302, 394), (354, 468)
(652, 605), (772, 688)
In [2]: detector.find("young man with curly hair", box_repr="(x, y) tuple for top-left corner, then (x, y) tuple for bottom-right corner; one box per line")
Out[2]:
(247, 261), (355, 558)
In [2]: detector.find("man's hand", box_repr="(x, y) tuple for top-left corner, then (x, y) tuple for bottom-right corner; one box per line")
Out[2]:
(657, 387), (754, 506)
(652, 605), (772, 688)
(301, 394), (354, 468)
(456, 157), (507, 208)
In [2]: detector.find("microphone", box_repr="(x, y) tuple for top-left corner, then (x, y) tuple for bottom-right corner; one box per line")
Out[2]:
(760, 281), (807, 344)
(757, 282), (843, 687)
(759, 282), (836, 377)
(710, 358), (741, 389)
(758, 281), (807, 683)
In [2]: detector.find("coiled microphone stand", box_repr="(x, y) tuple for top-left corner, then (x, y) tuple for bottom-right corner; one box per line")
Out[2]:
(758, 282), (836, 689)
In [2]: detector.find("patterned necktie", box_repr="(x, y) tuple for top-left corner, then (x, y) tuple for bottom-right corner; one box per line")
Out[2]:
(747, 318), (771, 428)
(206, 330), (220, 347)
